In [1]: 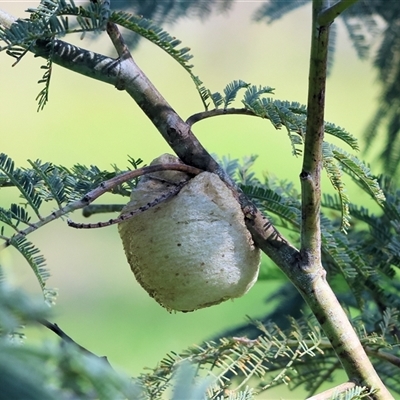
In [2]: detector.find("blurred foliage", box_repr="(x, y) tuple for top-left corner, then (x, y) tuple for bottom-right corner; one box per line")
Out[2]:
(253, 0), (400, 175)
(0, 265), (386, 399)
(108, 0), (232, 48)
(109, 0), (232, 24)
(0, 268), (141, 400)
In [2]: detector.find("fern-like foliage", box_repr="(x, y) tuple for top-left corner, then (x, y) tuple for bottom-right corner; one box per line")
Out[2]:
(322, 142), (385, 232)
(216, 154), (260, 187)
(8, 236), (49, 290)
(241, 184), (301, 232)
(207, 82), (377, 230)
(109, 0), (232, 25)
(222, 156), (400, 316)
(331, 144), (385, 204)
(0, 153), (142, 301)
(133, 310), (399, 398)
(135, 316), (326, 398)
(321, 172), (400, 311)
(0, 154), (43, 218)
(0, 0), (210, 110)
(253, 0), (309, 24)
(223, 80), (250, 108)
(207, 80), (360, 163)
(323, 143), (351, 232)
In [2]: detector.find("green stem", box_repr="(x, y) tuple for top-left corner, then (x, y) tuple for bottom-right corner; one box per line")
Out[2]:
(301, 0), (328, 268)
(296, 1), (393, 398)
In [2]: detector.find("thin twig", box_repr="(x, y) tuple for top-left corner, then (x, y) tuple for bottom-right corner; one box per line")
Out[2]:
(106, 20), (130, 58)
(39, 319), (112, 366)
(186, 108), (260, 127)
(82, 204), (124, 217)
(0, 163), (202, 251)
(40, 319), (94, 354)
(366, 346), (400, 368)
(307, 382), (359, 400)
(68, 179), (188, 229)
(318, 0), (360, 26)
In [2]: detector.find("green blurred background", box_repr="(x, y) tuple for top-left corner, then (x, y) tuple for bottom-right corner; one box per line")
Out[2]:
(0, 1), (382, 398)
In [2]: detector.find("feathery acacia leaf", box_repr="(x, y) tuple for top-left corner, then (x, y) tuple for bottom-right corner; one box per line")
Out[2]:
(320, 222), (355, 279)
(253, 0), (309, 24)
(223, 80), (249, 108)
(137, 316), (328, 398)
(0, 153), (42, 217)
(331, 386), (377, 400)
(9, 204), (32, 227)
(109, 11), (193, 67)
(28, 160), (68, 207)
(0, 207), (20, 233)
(241, 184), (300, 229)
(322, 143), (350, 232)
(0, 1), (209, 109)
(242, 85), (275, 110)
(332, 145), (385, 205)
(324, 122), (359, 151)
(8, 236), (49, 289)
(36, 58), (52, 111)
(210, 91), (224, 109)
(379, 308), (399, 338)
(341, 12), (377, 60)
(0, 153), (143, 298)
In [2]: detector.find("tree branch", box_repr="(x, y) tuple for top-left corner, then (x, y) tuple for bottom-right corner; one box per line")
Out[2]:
(0, 163), (202, 251)
(366, 347), (400, 368)
(318, 0), (360, 26)
(301, 1), (327, 269)
(68, 178), (189, 229)
(39, 319), (112, 366)
(295, 1), (393, 398)
(40, 319), (97, 356)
